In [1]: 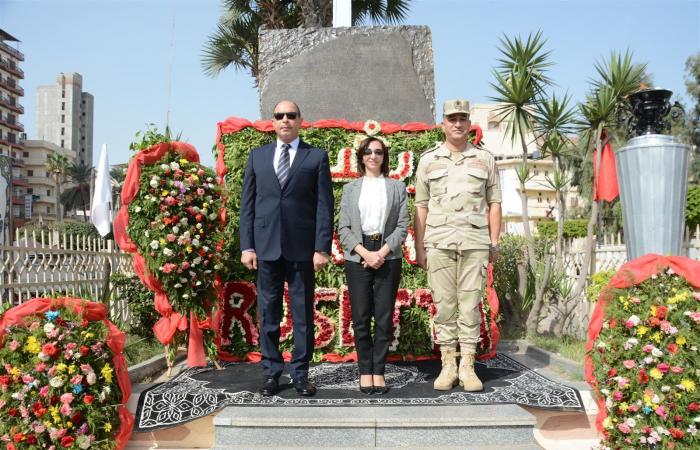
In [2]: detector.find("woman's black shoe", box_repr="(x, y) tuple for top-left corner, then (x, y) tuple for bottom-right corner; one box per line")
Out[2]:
(373, 385), (390, 395)
(359, 384), (374, 395)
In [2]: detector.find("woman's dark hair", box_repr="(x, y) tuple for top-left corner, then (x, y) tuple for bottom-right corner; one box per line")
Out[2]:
(356, 137), (390, 176)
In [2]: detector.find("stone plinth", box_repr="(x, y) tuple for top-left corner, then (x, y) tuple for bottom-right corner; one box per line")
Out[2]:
(258, 26), (435, 123)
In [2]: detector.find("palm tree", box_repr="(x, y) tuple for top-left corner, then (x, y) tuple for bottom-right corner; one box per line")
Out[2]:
(46, 153), (70, 224)
(202, 0), (412, 84)
(489, 31), (553, 335)
(61, 163), (93, 221)
(572, 51), (646, 304)
(110, 166), (126, 213)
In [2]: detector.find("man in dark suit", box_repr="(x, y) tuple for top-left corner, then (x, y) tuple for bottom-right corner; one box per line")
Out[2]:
(239, 100), (334, 396)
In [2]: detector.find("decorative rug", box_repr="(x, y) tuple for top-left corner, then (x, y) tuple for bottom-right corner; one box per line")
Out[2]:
(134, 353), (584, 431)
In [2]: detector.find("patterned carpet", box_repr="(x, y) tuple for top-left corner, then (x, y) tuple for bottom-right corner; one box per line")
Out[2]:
(134, 353), (584, 431)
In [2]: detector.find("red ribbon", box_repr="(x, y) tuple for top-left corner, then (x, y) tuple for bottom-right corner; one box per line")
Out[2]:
(477, 263), (500, 360)
(0, 298), (133, 450)
(585, 254), (700, 434)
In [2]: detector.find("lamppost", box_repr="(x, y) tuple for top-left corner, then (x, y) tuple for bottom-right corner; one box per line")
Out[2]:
(616, 88), (690, 259)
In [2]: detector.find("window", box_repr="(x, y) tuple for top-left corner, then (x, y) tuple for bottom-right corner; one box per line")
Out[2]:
(27, 188), (33, 194)
(13, 206), (20, 217)
(60, 140), (64, 148)
(545, 170), (549, 177)
(537, 193), (543, 203)
(47, 189), (51, 196)
(61, 90), (65, 98)
(47, 206), (52, 215)
(22, 151), (28, 157)
(61, 127), (65, 136)
(81, 159), (84, 164)
(27, 170), (33, 176)
(61, 115), (65, 123)
(61, 102), (65, 111)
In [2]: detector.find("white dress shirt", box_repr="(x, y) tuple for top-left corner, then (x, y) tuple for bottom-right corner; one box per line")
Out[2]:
(273, 137), (299, 173)
(358, 176), (387, 235)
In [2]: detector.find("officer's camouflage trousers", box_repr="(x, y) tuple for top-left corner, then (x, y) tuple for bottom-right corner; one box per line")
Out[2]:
(426, 248), (489, 353)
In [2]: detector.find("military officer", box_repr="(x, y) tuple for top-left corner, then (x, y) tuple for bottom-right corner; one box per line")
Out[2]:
(414, 99), (502, 392)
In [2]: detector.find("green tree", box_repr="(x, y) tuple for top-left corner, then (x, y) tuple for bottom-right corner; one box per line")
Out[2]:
(61, 163), (93, 222)
(684, 53), (700, 183)
(489, 30), (554, 335)
(46, 153), (70, 224)
(202, 0), (412, 84)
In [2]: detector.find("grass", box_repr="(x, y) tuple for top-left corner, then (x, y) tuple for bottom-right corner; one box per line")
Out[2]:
(123, 334), (164, 366)
(528, 334), (587, 363)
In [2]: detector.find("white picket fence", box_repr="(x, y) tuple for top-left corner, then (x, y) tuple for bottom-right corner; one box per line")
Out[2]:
(0, 229), (133, 322)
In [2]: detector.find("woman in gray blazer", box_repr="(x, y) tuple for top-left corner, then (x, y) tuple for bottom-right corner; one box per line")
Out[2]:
(338, 137), (409, 394)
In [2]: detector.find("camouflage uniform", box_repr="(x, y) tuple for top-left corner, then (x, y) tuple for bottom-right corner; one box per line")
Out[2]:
(415, 142), (502, 353)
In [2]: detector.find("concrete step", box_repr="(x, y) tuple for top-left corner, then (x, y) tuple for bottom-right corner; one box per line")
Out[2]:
(213, 404), (539, 449)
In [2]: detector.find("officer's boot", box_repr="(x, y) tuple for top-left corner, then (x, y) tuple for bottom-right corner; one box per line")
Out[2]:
(433, 346), (459, 390)
(459, 350), (483, 392)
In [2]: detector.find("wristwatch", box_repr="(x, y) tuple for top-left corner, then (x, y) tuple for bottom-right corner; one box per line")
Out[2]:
(489, 244), (500, 253)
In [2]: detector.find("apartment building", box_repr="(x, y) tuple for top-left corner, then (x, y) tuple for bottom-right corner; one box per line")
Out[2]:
(0, 28), (27, 242)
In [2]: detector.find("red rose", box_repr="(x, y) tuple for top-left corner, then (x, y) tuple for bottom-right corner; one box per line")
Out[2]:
(8, 407), (17, 417)
(12, 433), (24, 443)
(195, 214), (204, 222)
(0, 375), (10, 385)
(688, 402), (699, 412)
(674, 415), (683, 422)
(609, 319), (616, 329)
(79, 345), (90, 357)
(25, 435), (37, 445)
(80, 319), (89, 327)
(32, 401), (47, 418)
(7, 442), (16, 450)
(638, 369), (649, 384)
(83, 395), (94, 405)
(42, 343), (60, 358)
(60, 436), (75, 448)
(608, 368), (618, 377)
(669, 428), (685, 439)
(50, 395), (59, 406)
(667, 343), (679, 354)
(649, 317), (661, 327)
(656, 306), (668, 319)
(71, 411), (84, 424)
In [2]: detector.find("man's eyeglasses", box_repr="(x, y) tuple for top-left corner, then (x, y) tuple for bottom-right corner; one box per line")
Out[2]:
(273, 112), (298, 120)
(363, 149), (384, 156)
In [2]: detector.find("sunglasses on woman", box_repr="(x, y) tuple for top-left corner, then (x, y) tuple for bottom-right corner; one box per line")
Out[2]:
(363, 149), (384, 156)
(273, 112), (298, 120)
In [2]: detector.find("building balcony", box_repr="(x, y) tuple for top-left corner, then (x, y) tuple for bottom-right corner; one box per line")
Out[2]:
(0, 117), (23, 132)
(0, 136), (23, 148)
(0, 59), (23, 79)
(0, 41), (24, 61)
(0, 96), (23, 114)
(12, 195), (26, 205)
(12, 177), (29, 187)
(0, 78), (23, 96)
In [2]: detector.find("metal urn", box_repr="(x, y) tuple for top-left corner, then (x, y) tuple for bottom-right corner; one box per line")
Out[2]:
(615, 88), (690, 259)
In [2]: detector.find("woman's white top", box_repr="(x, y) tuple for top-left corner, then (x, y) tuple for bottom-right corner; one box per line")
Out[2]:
(358, 175), (387, 235)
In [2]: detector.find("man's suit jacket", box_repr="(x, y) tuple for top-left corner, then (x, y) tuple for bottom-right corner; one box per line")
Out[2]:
(338, 176), (409, 263)
(239, 140), (334, 261)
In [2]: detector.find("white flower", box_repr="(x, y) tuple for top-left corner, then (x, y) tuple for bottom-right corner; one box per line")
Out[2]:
(49, 376), (64, 388)
(160, 163), (169, 171)
(195, 281), (202, 286)
(695, 416), (700, 423)
(76, 435), (91, 449)
(150, 240), (159, 249)
(192, 239), (200, 247)
(182, 294), (189, 299)
(170, 162), (180, 170)
(644, 357), (654, 365)
(626, 315), (641, 326)
(214, 264), (223, 270)
(363, 119), (381, 136)
(87, 372), (97, 385)
(134, 206), (142, 213)
(661, 385), (671, 392)
(180, 218), (188, 225)
(37, 352), (49, 362)
(192, 257), (202, 266)
(652, 348), (664, 357)
(174, 283), (182, 288)
(651, 394), (660, 404)
(43, 323), (55, 334)
(149, 177), (160, 188)
(163, 248), (174, 257)
(179, 277), (188, 283)
(144, 230), (150, 237)
(626, 418), (636, 427)
(172, 226), (179, 234)
(208, 213), (217, 221)
(196, 223), (203, 229)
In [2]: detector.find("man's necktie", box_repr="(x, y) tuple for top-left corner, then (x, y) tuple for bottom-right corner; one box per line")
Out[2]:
(277, 143), (291, 187)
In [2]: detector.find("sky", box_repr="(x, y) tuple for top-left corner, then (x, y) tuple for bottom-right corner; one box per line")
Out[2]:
(1, 0), (698, 168)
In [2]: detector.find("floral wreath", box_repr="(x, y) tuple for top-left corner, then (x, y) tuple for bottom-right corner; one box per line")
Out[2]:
(113, 141), (226, 368)
(0, 298), (133, 450)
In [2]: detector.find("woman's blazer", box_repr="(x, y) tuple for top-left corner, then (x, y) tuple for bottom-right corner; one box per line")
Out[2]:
(338, 177), (409, 263)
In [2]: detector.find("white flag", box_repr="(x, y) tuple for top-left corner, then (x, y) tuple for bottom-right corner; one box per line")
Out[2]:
(91, 144), (112, 237)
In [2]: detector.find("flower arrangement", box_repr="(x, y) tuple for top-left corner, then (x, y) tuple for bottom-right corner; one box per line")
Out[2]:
(588, 257), (699, 450)
(115, 141), (226, 367)
(0, 298), (132, 450)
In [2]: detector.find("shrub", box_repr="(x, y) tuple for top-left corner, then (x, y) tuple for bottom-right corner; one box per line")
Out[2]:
(110, 273), (157, 339)
(587, 270), (616, 303)
(537, 219), (590, 240)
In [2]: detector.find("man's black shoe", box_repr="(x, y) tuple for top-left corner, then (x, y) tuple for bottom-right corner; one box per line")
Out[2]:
(293, 378), (316, 396)
(259, 377), (279, 396)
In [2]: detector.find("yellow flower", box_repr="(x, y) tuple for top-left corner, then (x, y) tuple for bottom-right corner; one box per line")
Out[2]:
(637, 325), (650, 337)
(676, 336), (687, 346)
(101, 364), (113, 383)
(619, 402), (629, 412)
(668, 291), (689, 304)
(603, 417), (613, 429)
(191, 175), (199, 183)
(161, 190), (169, 197)
(681, 379), (696, 392)
(56, 363), (67, 373)
(68, 365), (77, 375)
(43, 420), (52, 429)
(66, 421), (73, 429)
(10, 367), (20, 377)
(203, 202), (209, 209)
(179, 158), (188, 165)
(23, 336), (41, 354)
(159, 238), (166, 245)
(651, 332), (662, 343)
(105, 423), (112, 432)
(649, 368), (663, 380)
(651, 305), (657, 317)
(186, 246), (193, 253)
